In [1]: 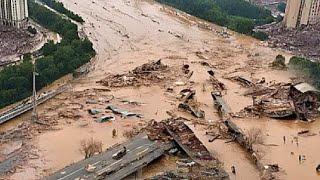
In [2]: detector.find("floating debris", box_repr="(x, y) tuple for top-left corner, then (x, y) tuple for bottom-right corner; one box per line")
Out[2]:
(106, 105), (142, 118)
(96, 116), (115, 123)
(227, 76), (254, 87)
(88, 109), (102, 115)
(178, 102), (205, 118)
(120, 100), (144, 106)
(98, 59), (178, 87)
(86, 99), (99, 104)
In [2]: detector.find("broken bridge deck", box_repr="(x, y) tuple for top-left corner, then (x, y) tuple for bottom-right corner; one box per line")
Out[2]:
(47, 133), (174, 180)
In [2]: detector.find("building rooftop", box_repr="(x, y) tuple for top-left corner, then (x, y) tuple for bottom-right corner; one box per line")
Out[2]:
(293, 83), (319, 93)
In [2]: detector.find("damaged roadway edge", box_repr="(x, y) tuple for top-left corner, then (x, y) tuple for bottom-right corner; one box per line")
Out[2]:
(47, 118), (230, 180)
(211, 91), (280, 179)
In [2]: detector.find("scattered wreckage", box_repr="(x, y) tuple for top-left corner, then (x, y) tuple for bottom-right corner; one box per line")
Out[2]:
(96, 116), (115, 123)
(210, 90), (280, 179)
(98, 59), (183, 87)
(263, 22), (320, 60)
(238, 81), (320, 121)
(177, 89), (205, 118)
(224, 119), (279, 179)
(144, 118), (229, 179)
(106, 105), (142, 118)
(211, 91), (231, 118)
(289, 83), (320, 120)
(0, 26), (42, 62)
(227, 76), (254, 88)
(208, 70), (226, 91)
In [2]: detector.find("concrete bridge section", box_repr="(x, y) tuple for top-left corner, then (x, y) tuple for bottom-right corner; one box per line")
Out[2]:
(47, 134), (174, 180)
(0, 85), (68, 125)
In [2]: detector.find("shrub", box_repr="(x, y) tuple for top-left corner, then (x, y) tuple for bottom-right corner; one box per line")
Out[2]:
(252, 31), (268, 41)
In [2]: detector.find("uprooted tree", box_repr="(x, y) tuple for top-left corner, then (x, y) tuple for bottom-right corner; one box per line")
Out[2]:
(246, 127), (265, 148)
(79, 138), (103, 159)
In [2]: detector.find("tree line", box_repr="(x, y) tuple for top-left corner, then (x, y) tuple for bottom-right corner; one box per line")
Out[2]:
(0, 0), (95, 108)
(40, 0), (84, 23)
(156, 0), (273, 37)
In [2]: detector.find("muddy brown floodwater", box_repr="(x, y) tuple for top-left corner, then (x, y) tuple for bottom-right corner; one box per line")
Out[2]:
(2, 0), (320, 179)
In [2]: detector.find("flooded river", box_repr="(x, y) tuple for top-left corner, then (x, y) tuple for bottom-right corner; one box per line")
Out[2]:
(2, 0), (320, 179)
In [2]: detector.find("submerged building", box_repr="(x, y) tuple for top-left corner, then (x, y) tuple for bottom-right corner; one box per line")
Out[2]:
(0, 0), (28, 28)
(284, 0), (320, 28)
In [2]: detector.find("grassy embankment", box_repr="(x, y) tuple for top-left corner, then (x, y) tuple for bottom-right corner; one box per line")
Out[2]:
(157, 0), (272, 40)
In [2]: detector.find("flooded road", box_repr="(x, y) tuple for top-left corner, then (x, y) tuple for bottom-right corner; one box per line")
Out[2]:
(2, 0), (320, 179)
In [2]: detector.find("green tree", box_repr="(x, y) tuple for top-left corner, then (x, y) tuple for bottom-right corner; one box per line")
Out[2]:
(277, 2), (286, 13)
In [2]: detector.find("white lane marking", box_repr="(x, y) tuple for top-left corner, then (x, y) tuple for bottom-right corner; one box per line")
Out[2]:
(58, 161), (102, 180)
(58, 167), (84, 180)
(97, 159), (122, 174)
(136, 148), (149, 157)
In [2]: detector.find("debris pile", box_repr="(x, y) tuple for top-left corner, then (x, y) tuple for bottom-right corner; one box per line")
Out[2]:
(208, 70), (226, 91)
(177, 89), (205, 118)
(0, 115), (58, 176)
(0, 26), (41, 61)
(240, 82), (320, 120)
(164, 118), (214, 162)
(211, 91), (231, 119)
(0, 116), (58, 144)
(58, 110), (82, 119)
(106, 105), (142, 118)
(244, 98), (295, 119)
(289, 83), (320, 120)
(145, 120), (172, 142)
(226, 76), (254, 87)
(262, 22), (320, 60)
(143, 118), (227, 178)
(98, 60), (180, 87)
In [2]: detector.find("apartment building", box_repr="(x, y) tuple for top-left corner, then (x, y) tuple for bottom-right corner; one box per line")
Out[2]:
(284, 0), (320, 28)
(0, 0), (28, 28)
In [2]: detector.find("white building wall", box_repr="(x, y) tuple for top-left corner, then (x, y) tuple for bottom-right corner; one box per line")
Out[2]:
(309, 0), (320, 24)
(285, 0), (320, 28)
(300, 0), (313, 25)
(0, 0), (28, 28)
(284, 0), (302, 28)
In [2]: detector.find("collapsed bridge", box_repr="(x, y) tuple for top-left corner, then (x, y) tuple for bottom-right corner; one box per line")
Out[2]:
(48, 118), (229, 180)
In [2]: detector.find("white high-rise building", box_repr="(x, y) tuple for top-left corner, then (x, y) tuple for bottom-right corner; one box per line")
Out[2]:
(284, 0), (320, 28)
(0, 0), (28, 28)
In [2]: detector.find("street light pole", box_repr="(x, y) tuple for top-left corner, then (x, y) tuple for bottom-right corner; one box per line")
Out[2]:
(32, 56), (38, 122)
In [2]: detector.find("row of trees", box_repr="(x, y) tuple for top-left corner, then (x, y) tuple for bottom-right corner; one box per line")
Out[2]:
(289, 57), (320, 88)
(0, 0), (95, 108)
(40, 0), (84, 23)
(156, 0), (273, 35)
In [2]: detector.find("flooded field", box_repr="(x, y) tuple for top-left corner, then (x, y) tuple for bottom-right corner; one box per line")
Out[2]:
(1, 0), (319, 179)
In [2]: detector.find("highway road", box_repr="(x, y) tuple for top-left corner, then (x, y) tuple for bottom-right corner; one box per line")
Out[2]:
(0, 85), (68, 124)
(47, 134), (172, 180)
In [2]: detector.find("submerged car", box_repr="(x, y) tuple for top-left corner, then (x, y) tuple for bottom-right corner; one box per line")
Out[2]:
(112, 147), (127, 160)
